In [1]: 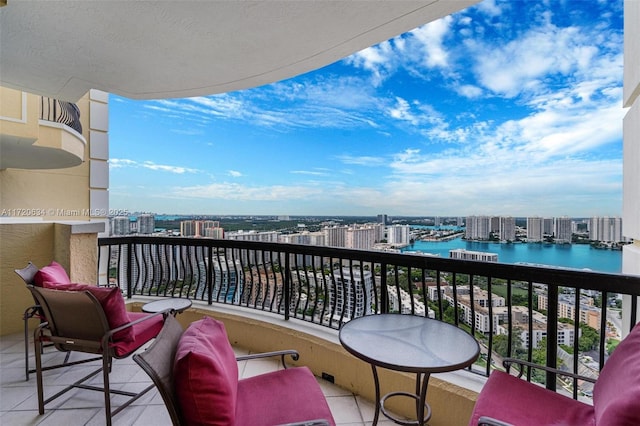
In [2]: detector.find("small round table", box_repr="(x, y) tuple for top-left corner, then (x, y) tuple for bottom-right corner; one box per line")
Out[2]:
(142, 298), (192, 315)
(339, 314), (480, 426)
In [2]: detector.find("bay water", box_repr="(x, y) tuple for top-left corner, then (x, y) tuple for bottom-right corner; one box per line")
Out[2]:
(401, 236), (622, 274)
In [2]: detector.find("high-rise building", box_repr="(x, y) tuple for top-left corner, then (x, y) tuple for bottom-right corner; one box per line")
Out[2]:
(465, 216), (491, 240)
(112, 216), (130, 235)
(377, 214), (389, 225)
(346, 226), (377, 249)
(527, 217), (544, 242)
(589, 217), (623, 242)
(328, 267), (374, 322)
(138, 214), (155, 234)
(554, 217), (573, 243)
(323, 225), (348, 248)
(499, 216), (516, 241)
(180, 220), (197, 237)
(387, 224), (411, 245)
(543, 218), (555, 235)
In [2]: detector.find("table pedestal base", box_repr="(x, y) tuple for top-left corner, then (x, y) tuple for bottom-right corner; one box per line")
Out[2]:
(372, 366), (432, 426)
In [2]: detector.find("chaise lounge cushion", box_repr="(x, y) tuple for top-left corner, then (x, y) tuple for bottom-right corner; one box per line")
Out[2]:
(592, 322), (640, 425)
(34, 261), (71, 287)
(236, 366), (335, 426)
(173, 316), (239, 426)
(469, 370), (595, 426)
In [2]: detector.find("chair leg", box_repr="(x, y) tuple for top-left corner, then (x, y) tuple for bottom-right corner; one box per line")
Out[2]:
(24, 309), (30, 381)
(34, 327), (45, 415)
(103, 353), (112, 426)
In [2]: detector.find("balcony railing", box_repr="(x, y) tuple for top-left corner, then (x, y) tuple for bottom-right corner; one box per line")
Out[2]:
(98, 236), (640, 399)
(40, 97), (82, 134)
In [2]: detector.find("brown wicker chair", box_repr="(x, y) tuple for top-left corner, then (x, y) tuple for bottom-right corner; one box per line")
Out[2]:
(134, 315), (334, 426)
(29, 285), (169, 426)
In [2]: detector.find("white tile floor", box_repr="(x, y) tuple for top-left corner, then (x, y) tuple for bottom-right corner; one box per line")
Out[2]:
(0, 332), (401, 425)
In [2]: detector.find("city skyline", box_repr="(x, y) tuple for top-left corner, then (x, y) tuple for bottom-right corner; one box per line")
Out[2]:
(109, 0), (623, 218)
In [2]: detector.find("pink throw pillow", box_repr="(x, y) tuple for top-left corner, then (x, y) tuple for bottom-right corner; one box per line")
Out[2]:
(593, 322), (640, 425)
(174, 316), (239, 426)
(34, 261), (71, 287)
(41, 282), (134, 343)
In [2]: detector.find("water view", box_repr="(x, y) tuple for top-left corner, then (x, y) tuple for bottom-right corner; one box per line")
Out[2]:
(402, 236), (622, 274)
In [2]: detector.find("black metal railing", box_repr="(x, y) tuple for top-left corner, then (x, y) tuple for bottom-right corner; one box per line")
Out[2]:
(40, 97), (82, 134)
(98, 236), (640, 398)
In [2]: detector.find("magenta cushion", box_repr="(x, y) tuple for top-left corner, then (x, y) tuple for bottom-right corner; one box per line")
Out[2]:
(236, 367), (336, 426)
(592, 322), (640, 425)
(111, 312), (164, 357)
(469, 370), (595, 426)
(174, 316), (239, 426)
(42, 282), (134, 343)
(34, 261), (70, 287)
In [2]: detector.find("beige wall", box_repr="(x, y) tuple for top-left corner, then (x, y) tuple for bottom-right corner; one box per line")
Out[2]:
(0, 222), (103, 335)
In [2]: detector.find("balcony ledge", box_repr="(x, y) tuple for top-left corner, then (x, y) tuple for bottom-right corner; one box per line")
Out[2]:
(127, 297), (484, 424)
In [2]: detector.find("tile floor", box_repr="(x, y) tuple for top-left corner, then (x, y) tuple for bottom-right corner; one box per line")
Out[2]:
(0, 332), (402, 425)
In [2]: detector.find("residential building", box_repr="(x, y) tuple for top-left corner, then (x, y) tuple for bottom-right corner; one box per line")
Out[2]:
(589, 216), (623, 242)
(387, 224), (411, 245)
(554, 216), (573, 243)
(527, 217), (544, 242)
(465, 216), (491, 240)
(450, 249), (498, 262)
(323, 225), (348, 248)
(112, 216), (130, 236)
(499, 216), (516, 241)
(345, 225), (377, 250)
(328, 267), (375, 322)
(138, 214), (155, 234)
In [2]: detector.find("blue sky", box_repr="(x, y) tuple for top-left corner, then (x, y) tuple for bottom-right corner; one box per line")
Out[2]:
(109, 0), (624, 218)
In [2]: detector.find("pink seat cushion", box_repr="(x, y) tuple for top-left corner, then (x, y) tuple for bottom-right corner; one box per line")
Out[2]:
(34, 261), (71, 286)
(111, 312), (164, 357)
(469, 370), (595, 426)
(173, 316), (239, 426)
(592, 322), (640, 425)
(236, 367), (336, 426)
(42, 282), (134, 343)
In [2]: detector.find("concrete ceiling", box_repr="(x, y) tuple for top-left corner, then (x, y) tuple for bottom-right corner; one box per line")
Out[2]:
(0, 1), (477, 102)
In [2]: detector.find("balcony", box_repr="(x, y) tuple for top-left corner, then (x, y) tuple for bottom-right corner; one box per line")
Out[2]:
(2, 235), (639, 425)
(0, 89), (85, 170)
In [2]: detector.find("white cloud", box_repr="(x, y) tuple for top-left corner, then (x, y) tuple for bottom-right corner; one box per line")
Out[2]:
(109, 158), (200, 174)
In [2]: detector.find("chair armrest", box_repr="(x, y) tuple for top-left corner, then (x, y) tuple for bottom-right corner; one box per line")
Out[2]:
(236, 349), (300, 369)
(503, 357), (597, 383)
(478, 416), (514, 426)
(104, 308), (172, 342)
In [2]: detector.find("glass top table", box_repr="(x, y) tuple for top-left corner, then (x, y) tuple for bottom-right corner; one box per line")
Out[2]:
(141, 298), (192, 315)
(339, 314), (480, 426)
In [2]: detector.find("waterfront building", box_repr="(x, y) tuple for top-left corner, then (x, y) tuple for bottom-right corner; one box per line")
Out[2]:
(138, 214), (155, 234)
(499, 216), (516, 241)
(465, 215), (491, 240)
(527, 217), (544, 242)
(450, 249), (498, 262)
(226, 230), (280, 242)
(554, 216), (573, 243)
(543, 218), (555, 235)
(387, 224), (411, 245)
(589, 216), (623, 242)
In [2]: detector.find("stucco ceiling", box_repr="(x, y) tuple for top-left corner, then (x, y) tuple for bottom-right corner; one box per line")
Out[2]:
(0, 1), (477, 101)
